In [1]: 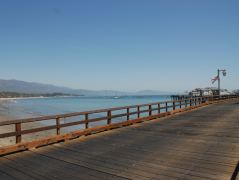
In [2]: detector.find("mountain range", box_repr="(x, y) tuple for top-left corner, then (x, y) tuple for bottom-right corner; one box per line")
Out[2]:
(0, 79), (173, 96)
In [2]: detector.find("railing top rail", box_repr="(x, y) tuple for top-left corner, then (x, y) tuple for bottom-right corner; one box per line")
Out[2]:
(0, 95), (235, 126)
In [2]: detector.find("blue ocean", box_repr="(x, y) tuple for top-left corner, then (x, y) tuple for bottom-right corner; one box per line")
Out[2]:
(4, 95), (171, 120)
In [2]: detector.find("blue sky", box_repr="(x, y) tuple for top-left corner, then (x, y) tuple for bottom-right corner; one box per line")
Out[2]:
(0, 0), (238, 92)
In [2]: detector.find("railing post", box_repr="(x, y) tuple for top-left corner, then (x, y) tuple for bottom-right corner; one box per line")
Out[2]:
(56, 117), (60, 135)
(149, 105), (152, 116)
(173, 102), (176, 110)
(179, 100), (182, 109)
(158, 104), (160, 114)
(127, 108), (130, 120)
(107, 110), (112, 124)
(15, 123), (22, 144)
(137, 106), (140, 118)
(85, 114), (89, 129)
(165, 102), (168, 112)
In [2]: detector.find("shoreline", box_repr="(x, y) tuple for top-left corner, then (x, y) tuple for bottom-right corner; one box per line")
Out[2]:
(0, 95), (80, 101)
(0, 97), (19, 121)
(0, 97), (45, 100)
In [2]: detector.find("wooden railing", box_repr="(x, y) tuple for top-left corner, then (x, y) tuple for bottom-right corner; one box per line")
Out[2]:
(0, 94), (238, 155)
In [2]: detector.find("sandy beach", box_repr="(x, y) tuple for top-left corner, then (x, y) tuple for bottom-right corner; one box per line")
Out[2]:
(0, 100), (16, 146)
(0, 117), (58, 147)
(0, 96), (48, 101)
(0, 114), (15, 147)
(0, 100), (57, 147)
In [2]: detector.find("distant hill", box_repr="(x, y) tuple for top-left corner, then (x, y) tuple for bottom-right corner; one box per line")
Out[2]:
(0, 79), (79, 94)
(0, 79), (173, 96)
(134, 90), (171, 95)
(0, 92), (75, 98)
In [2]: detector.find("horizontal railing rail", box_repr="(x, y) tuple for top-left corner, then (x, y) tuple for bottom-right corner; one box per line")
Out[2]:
(0, 95), (238, 150)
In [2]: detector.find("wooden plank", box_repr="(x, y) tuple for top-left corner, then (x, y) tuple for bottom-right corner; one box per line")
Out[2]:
(53, 139), (236, 174)
(5, 151), (127, 180)
(52, 142), (235, 176)
(53, 126), (238, 159)
(31, 146), (179, 180)
(50, 131), (237, 164)
(0, 171), (16, 180)
(0, 157), (42, 180)
(0, 99), (238, 179)
(34, 144), (231, 180)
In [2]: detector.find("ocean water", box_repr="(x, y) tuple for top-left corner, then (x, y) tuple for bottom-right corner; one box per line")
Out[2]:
(4, 95), (171, 119)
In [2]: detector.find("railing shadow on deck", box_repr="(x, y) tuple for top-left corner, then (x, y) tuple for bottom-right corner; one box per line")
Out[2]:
(0, 95), (238, 156)
(231, 161), (239, 180)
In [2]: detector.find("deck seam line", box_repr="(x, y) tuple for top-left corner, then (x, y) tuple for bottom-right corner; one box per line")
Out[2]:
(2, 157), (45, 180)
(29, 150), (132, 180)
(50, 144), (233, 177)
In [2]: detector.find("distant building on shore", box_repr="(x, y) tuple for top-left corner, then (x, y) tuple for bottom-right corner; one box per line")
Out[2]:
(189, 87), (231, 97)
(171, 87), (232, 101)
(233, 90), (239, 95)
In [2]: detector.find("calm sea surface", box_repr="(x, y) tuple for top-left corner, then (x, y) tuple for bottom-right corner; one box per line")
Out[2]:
(4, 95), (171, 119)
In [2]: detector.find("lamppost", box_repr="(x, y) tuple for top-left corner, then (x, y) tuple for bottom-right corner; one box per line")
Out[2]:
(214, 69), (226, 96)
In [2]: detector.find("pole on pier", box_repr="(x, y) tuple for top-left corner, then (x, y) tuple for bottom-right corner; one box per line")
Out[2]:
(218, 69), (220, 97)
(213, 69), (226, 98)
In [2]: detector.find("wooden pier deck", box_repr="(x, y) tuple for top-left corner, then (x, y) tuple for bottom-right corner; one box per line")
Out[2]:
(0, 100), (239, 179)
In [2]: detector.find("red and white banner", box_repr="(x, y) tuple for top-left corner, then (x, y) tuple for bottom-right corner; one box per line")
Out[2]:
(211, 76), (219, 84)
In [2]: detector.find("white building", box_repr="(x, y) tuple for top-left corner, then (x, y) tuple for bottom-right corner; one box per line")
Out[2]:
(189, 87), (231, 96)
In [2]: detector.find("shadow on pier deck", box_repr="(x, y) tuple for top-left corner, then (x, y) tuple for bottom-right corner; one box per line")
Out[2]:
(0, 100), (239, 179)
